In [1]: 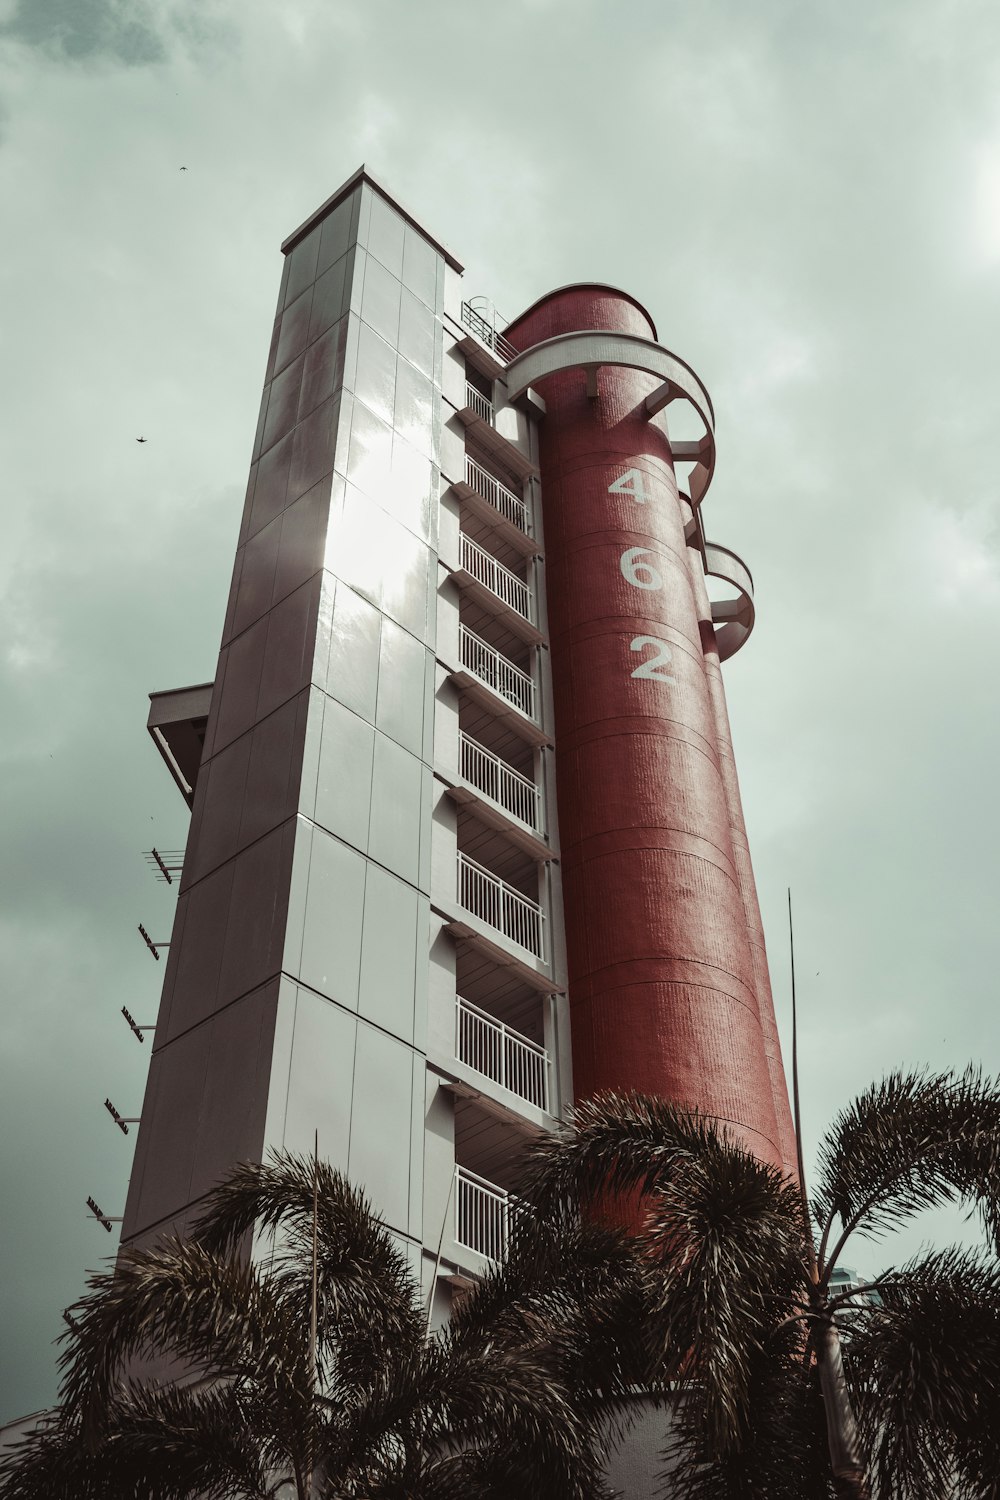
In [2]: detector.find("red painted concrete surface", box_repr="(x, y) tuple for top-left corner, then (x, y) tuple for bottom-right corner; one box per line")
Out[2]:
(506, 287), (790, 1170)
(684, 548), (798, 1177)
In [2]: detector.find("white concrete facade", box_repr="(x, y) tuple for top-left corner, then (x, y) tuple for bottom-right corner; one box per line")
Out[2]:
(111, 169), (570, 1327)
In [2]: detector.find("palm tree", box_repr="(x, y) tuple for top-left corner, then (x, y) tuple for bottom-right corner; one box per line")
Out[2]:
(519, 1068), (1000, 1500)
(0, 1150), (647, 1500)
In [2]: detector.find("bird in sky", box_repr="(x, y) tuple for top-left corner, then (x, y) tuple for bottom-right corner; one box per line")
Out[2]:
(136, 436), (147, 443)
(179, 166), (187, 171)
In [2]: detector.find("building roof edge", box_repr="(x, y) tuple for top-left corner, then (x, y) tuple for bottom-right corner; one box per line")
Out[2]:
(280, 164), (464, 272)
(505, 283), (658, 342)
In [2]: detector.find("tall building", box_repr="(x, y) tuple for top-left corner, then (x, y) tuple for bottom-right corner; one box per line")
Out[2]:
(125, 165), (796, 1311)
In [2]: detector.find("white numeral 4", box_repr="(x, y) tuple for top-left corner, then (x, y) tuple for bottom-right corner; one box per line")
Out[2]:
(630, 636), (676, 683)
(608, 468), (649, 504)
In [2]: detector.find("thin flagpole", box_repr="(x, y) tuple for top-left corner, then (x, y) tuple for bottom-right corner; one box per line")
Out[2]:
(426, 1168), (457, 1335)
(306, 1130), (319, 1499)
(789, 889), (818, 1281)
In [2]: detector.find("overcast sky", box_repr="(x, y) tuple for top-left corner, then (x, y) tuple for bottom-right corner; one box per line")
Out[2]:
(2, 0), (999, 1422)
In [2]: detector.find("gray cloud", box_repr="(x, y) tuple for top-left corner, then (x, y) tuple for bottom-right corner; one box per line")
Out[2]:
(0, 0), (228, 65)
(3, 0), (1000, 1419)
(1, 0), (165, 64)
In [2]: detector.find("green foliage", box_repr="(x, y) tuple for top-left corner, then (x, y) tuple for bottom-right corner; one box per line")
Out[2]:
(522, 1070), (1000, 1499)
(848, 1248), (1000, 1500)
(0, 1152), (634, 1500)
(813, 1068), (1000, 1263)
(5, 1067), (998, 1498)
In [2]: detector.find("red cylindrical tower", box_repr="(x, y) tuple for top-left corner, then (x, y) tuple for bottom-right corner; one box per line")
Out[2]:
(684, 544), (798, 1177)
(506, 287), (786, 1168)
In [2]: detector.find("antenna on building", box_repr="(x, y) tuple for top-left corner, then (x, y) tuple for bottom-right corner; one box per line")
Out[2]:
(144, 848), (184, 885)
(121, 1006), (155, 1042)
(85, 1196), (123, 1233)
(103, 1098), (140, 1135)
(137, 924), (169, 960)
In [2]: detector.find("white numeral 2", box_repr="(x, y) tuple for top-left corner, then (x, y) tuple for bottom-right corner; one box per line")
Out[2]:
(608, 468), (649, 504)
(630, 636), (676, 683)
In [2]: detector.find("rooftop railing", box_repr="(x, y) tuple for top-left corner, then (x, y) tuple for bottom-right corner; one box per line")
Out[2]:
(460, 302), (519, 365)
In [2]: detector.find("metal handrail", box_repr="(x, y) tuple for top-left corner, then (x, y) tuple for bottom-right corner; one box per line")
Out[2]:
(459, 534), (533, 622)
(455, 1165), (510, 1262)
(456, 996), (548, 1111)
(464, 382), (495, 425)
(457, 851), (545, 960)
(464, 455), (531, 537)
(458, 625), (536, 721)
(460, 302), (519, 365)
(459, 731), (540, 831)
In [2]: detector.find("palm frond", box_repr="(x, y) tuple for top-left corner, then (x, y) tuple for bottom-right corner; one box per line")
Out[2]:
(638, 1132), (805, 1450)
(0, 1383), (271, 1500)
(417, 1333), (609, 1500)
(668, 1346), (834, 1500)
(518, 1091), (735, 1217)
(56, 1238), (294, 1441)
(193, 1151), (424, 1387)
(451, 1207), (655, 1424)
(847, 1247), (1000, 1500)
(812, 1068), (1000, 1266)
(0, 1413), (104, 1500)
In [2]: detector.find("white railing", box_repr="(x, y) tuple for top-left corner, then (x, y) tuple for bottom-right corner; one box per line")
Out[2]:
(460, 731), (540, 831)
(460, 534), (533, 623)
(456, 996), (548, 1110)
(455, 1166), (510, 1262)
(457, 852), (545, 959)
(464, 382), (495, 425)
(460, 302), (519, 365)
(464, 455), (531, 538)
(459, 626), (536, 721)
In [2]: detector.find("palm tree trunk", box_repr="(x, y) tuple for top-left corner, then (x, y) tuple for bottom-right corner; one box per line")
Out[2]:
(814, 1320), (871, 1499)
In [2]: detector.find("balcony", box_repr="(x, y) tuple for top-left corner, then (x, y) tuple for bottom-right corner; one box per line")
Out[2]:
(457, 851), (545, 960)
(464, 381), (494, 425)
(455, 1165), (510, 1263)
(457, 384), (536, 482)
(459, 730), (542, 833)
(456, 996), (548, 1112)
(456, 534), (541, 645)
(453, 626), (547, 747)
(453, 456), (538, 557)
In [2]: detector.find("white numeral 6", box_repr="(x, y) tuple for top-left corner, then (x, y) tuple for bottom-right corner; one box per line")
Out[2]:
(620, 547), (663, 591)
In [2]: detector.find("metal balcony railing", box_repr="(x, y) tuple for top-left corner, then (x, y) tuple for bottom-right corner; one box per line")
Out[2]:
(459, 533), (533, 623)
(460, 302), (519, 365)
(455, 1166), (510, 1262)
(457, 852), (545, 959)
(456, 996), (548, 1111)
(460, 732), (540, 831)
(459, 626), (536, 721)
(464, 382), (495, 425)
(464, 455), (532, 538)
